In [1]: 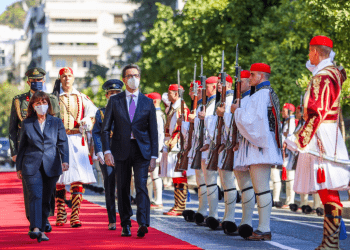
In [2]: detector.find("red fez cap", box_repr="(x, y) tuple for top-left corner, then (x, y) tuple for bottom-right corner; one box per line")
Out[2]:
(283, 103), (295, 112)
(310, 36), (333, 48)
(190, 80), (201, 88)
(168, 84), (184, 91)
(206, 76), (218, 84)
(59, 67), (73, 75)
(250, 63), (271, 74)
(147, 92), (161, 100)
(241, 70), (250, 79)
(218, 74), (233, 83)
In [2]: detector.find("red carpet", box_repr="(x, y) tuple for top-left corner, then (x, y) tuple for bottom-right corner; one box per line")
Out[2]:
(0, 172), (201, 249)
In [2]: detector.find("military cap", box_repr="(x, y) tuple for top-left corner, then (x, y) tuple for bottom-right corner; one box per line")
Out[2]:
(25, 67), (46, 79)
(102, 79), (124, 91)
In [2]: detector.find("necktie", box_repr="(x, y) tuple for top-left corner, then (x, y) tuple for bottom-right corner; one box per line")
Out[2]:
(129, 94), (136, 121)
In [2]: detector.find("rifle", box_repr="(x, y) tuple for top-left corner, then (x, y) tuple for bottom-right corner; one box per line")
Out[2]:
(207, 50), (226, 171)
(191, 56), (206, 170)
(174, 70), (185, 171)
(175, 64), (198, 172)
(223, 44), (241, 171)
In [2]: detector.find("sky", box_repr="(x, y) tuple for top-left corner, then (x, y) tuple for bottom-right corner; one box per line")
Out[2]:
(0, 0), (21, 15)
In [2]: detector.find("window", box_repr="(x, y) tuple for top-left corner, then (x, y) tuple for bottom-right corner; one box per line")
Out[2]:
(83, 60), (93, 69)
(55, 60), (66, 68)
(0, 50), (4, 55)
(0, 57), (5, 66)
(114, 15), (123, 24)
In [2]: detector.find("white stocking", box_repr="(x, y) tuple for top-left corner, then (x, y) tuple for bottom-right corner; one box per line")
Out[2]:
(313, 193), (322, 209)
(270, 168), (281, 202)
(147, 174), (153, 202)
(151, 165), (163, 205)
(300, 193), (309, 206)
(219, 169), (236, 223)
(201, 159), (218, 219)
(234, 170), (254, 227)
(285, 170), (295, 205)
(250, 165), (272, 233)
(195, 169), (208, 216)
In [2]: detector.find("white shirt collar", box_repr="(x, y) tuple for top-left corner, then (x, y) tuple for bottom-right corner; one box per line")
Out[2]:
(311, 58), (334, 76)
(172, 98), (181, 109)
(60, 87), (79, 96)
(125, 89), (139, 98)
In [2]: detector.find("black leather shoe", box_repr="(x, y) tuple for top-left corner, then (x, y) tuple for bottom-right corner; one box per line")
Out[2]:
(45, 221), (52, 233)
(29, 231), (42, 243)
(121, 225), (131, 237)
(137, 225), (148, 238)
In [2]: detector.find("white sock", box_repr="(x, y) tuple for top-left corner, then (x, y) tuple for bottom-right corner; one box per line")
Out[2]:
(202, 160), (218, 219)
(195, 169), (208, 216)
(219, 169), (236, 223)
(285, 170), (295, 205)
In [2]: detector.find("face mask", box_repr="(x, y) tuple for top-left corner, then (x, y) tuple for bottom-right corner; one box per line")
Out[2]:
(34, 104), (49, 115)
(31, 82), (43, 91)
(127, 77), (140, 90)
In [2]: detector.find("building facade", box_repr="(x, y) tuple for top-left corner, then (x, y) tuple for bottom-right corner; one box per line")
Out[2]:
(23, 0), (139, 91)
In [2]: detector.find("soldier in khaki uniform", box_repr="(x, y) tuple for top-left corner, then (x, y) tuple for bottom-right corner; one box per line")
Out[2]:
(9, 67), (60, 232)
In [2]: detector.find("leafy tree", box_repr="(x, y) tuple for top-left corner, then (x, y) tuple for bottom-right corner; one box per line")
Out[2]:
(0, 0), (40, 29)
(120, 0), (177, 64)
(0, 82), (27, 137)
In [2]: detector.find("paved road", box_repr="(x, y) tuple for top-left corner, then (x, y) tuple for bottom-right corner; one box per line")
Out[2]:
(84, 188), (350, 250)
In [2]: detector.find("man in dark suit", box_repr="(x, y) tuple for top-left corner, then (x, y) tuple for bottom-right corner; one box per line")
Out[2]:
(102, 64), (158, 238)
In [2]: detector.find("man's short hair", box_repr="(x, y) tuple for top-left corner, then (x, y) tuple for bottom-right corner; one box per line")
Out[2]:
(262, 72), (270, 80)
(122, 64), (141, 78)
(311, 45), (332, 57)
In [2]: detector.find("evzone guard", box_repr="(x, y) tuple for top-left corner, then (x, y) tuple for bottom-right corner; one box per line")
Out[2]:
(206, 73), (239, 234)
(284, 35), (350, 249)
(54, 67), (98, 227)
(145, 92), (165, 209)
(160, 83), (192, 216)
(231, 63), (283, 241)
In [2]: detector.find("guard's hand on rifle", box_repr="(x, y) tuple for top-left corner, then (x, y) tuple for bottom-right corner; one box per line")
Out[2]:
(105, 153), (115, 167)
(231, 99), (240, 113)
(198, 111), (206, 120)
(283, 142), (287, 151)
(216, 104), (225, 117)
(62, 162), (69, 172)
(283, 131), (288, 137)
(177, 115), (183, 126)
(200, 144), (209, 152)
(233, 143), (239, 152)
(218, 144), (225, 154)
(188, 113), (196, 123)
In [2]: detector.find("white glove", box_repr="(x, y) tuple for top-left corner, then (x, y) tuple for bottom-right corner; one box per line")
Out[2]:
(97, 152), (105, 165)
(80, 117), (93, 131)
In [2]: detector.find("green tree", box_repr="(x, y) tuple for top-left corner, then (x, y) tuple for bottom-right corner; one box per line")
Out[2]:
(0, 82), (27, 137)
(0, 0), (40, 29)
(120, 0), (177, 64)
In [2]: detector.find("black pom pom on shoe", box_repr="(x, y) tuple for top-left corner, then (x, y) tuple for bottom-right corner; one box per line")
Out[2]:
(182, 210), (195, 222)
(238, 224), (253, 239)
(289, 203), (298, 212)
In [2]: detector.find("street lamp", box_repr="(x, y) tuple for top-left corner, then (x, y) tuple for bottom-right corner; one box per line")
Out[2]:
(91, 77), (100, 95)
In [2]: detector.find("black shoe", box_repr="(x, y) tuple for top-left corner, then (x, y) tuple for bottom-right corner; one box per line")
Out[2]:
(137, 225), (148, 237)
(41, 234), (49, 241)
(29, 231), (42, 243)
(108, 223), (116, 230)
(45, 221), (52, 233)
(121, 225), (131, 237)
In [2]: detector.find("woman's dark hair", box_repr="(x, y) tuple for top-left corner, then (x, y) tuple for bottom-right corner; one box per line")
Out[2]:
(122, 64), (141, 78)
(26, 91), (55, 118)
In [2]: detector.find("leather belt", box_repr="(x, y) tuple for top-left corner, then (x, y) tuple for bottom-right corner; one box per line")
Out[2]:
(66, 129), (80, 135)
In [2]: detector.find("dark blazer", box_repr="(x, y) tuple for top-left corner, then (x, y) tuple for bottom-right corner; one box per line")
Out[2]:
(101, 91), (158, 161)
(16, 114), (69, 177)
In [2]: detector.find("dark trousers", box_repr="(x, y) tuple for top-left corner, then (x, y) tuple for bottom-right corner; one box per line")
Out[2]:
(100, 163), (116, 223)
(114, 140), (150, 227)
(22, 179), (30, 221)
(23, 165), (58, 231)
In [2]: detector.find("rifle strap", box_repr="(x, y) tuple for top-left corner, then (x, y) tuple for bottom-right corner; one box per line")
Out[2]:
(241, 186), (254, 193)
(224, 188), (236, 192)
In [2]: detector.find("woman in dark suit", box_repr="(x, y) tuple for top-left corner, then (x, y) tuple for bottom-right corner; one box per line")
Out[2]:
(16, 91), (69, 243)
